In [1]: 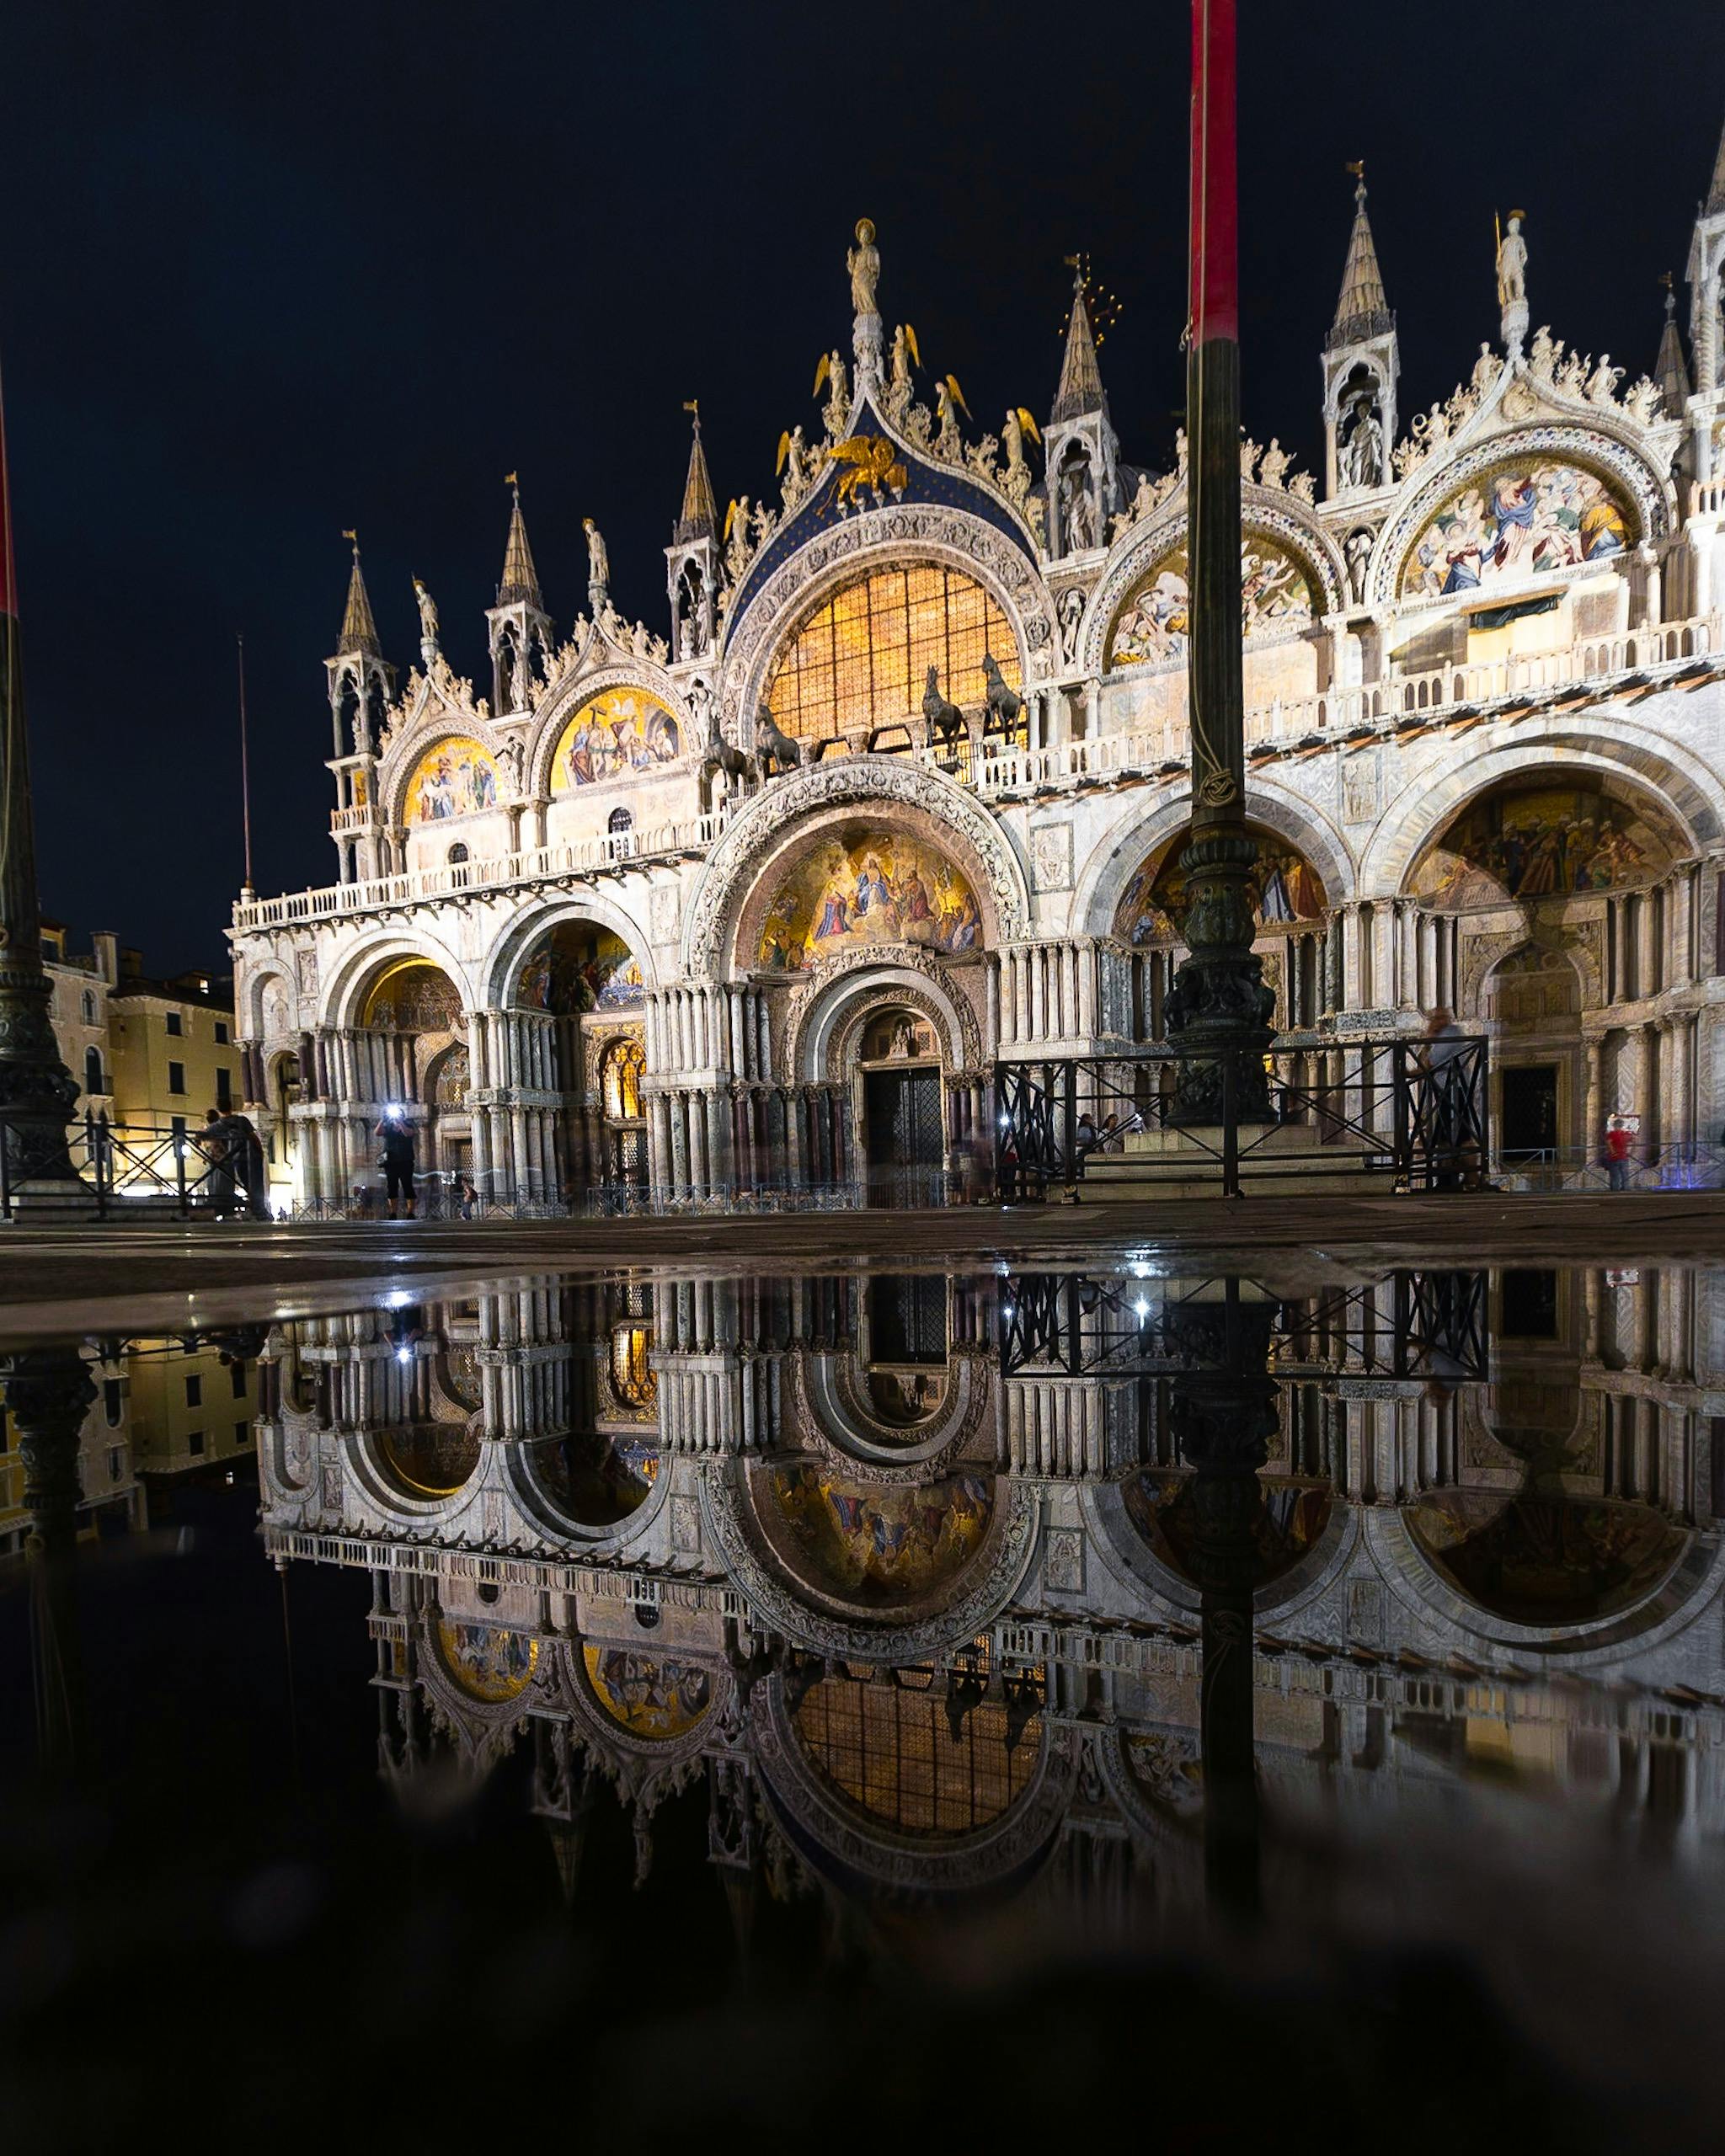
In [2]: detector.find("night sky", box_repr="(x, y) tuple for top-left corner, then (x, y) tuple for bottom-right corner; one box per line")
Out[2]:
(3, 2), (1722, 973)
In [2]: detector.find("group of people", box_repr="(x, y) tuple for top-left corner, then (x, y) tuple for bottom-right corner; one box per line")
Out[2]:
(200, 1107), (270, 1220)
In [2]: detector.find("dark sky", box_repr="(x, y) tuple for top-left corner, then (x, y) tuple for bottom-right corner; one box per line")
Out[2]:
(3, 1), (1722, 973)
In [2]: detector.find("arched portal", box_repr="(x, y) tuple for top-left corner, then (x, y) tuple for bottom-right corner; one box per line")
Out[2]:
(347, 958), (469, 1209)
(506, 919), (647, 1200)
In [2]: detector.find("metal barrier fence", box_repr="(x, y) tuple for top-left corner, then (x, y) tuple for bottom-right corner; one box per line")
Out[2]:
(1488, 1144), (1725, 1193)
(0, 1112), (262, 1221)
(994, 1038), (1489, 1199)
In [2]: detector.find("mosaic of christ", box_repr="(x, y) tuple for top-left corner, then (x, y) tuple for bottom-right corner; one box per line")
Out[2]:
(1410, 782), (1679, 910)
(1402, 460), (1632, 600)
(756, 831), (982, 971)
(1115, 829), (1327, 947)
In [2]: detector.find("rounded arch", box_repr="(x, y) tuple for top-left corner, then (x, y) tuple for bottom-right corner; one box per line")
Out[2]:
(786, 961), (982, 1083)
(320, 927), (473, 1033)
(240, 959), (297, 1043)
(479, 891), (658, 1011)
(721, 509), (1057, 732)
(1370, 424), (1674, 609)
(682, 755), (1031, 978)
(1083, 486), (1348, 675)
(1360, 726), (1716, 899)
(1074, 780), (1356, 940)
(394, 731), (501, 830)
(526, 665), (693, 799)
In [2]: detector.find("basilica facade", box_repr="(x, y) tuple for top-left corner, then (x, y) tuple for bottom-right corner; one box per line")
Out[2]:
(232, 134), (1725, 1205)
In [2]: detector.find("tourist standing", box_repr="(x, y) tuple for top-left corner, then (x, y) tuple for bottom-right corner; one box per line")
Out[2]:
(1604, 1114), (1633, 1192)
(376, 1110), (417, 1219)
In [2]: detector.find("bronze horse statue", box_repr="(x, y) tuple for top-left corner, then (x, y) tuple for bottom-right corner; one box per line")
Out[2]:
(980, 651), (1023, 739)
(754, 702), (804, 779)
(699, 707), (755, 808)
(921, 664), (966, 753)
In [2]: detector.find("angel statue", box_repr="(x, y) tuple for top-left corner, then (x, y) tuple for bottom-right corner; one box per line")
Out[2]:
(813, 349), (849, 439)
(724, 496), (753, 580)
(1586, 354), (1625, 408)
(847, 217), (880, 318)
(1257, 438), (1290, 490)
(889, 323), (921, 413)
(776, 424), (809, 504)
(583, 517), (610, 606)
(412, 577), (440, 659)
(935, 373), (970, 460)
(1003, 405), (1041, 484)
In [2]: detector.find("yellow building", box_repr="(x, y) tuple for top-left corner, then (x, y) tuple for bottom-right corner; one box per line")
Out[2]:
(41, 926), (248, 1200)
(124, 1339), (258, 1477)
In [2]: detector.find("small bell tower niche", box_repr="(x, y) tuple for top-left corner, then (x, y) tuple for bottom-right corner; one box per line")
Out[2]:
(665, 402), (719, 664)
(486, 477), (553, 717)
(1322, 166), (1398, 504)
(324, 534), (393, 885)
(1043, 259), (1120, 559)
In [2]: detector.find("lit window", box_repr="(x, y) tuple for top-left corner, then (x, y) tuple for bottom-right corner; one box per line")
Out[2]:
(610, 1321), (656, 1410)
(601, 1038), (645, 1121)
(765, 564), (1018, 746)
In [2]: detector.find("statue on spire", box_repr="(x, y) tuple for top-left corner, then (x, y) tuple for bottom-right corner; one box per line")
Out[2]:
(583, 518), (610, 611)
(412, 577), (441, 669)
(1496, 210), (1529, 355)
(847, 217), (880, 318)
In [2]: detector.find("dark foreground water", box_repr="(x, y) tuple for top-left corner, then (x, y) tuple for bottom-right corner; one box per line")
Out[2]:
(3, 1257), (1723, 2148)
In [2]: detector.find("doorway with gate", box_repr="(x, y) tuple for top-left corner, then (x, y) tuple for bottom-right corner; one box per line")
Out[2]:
(1499, 1063), (1559, 1162)
(856, 1006), (947, 1207)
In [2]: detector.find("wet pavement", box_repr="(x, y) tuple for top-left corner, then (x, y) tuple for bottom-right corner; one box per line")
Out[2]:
(4, 1239), (1725, 2146)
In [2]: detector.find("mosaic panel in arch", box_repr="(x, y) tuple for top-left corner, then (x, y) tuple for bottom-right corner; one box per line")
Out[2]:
(1401, 460), (1633, 600)
(581, 1646), (712, 1738)
(1409, 781), (1680, 910)
(769, 1465), (992, 1609)
(516, 923), (642, 1011)
(1404, 1492), (1684, 1626)
(1115, 824), (1327, 947)
(757, 830), (982, 972)
(552, 687), (680, 788)
(404, 736), (499, 823)
(437, 1620), (538, 1703)
(1108, 534), (1316, 667)
(380, 1422), (479, 1497)
(527, 1433), (660, 1529)
(361, 962), (465, 1033)
(1126, 1470), (1332, 1588)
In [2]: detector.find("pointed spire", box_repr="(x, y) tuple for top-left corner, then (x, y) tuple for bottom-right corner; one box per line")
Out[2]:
(336, 532), (380, 657)
(1052, 260), (1108, 424)
(1656, 275), (1691, 414)
(675, 400), (716, 542)
(1327, 165), (1392, 350)
(1708, 109), (1725, 213)
(497, 475), (542, 607)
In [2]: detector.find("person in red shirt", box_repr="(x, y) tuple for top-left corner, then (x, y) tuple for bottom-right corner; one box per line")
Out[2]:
(1604, 1116), (1633, 1191)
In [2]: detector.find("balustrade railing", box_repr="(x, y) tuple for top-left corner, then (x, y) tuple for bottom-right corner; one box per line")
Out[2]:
(238, 612), (1720, 931)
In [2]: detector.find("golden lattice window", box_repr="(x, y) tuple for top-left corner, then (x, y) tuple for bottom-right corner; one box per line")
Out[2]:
(765, 564), (1019, 744)
(601, 1037), (645, 1121)
(609, 1321), (655, 1411)
(795, 1673), (1038, 1834)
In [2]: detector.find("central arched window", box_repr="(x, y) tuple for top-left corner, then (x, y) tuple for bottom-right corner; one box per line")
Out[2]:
(765, 563), (1018, 744)
(601, 1037), (645, 1121)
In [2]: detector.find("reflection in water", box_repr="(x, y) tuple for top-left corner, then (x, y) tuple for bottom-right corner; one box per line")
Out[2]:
(8, 1259), (1725, 2087)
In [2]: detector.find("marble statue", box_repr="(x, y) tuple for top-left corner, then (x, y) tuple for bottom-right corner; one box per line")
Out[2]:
(1344, 526), (1373, 605)
(1338, 392), (1384, 491)
(847, 218), (879, 317)
(583, 517), (610, 602)
(413, 578), (440, 654)
(1258, 438), (1290, 490)
(1496, 213), (1528, 307)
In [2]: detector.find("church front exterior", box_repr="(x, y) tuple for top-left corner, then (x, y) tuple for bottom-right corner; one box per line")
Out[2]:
(232, 144), (1725, 1206)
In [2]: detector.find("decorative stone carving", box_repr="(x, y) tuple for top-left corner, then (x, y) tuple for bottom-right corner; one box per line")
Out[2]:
(1030, 820), (1075, 894)
(681, 754), (1031, 976)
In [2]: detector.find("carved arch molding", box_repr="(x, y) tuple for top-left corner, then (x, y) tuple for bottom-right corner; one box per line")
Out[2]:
(681, 755), (1031, 977)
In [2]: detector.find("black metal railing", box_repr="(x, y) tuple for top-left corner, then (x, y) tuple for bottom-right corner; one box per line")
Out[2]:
(998, 1268), (1489, 1381)
(993, 1038), (1489, 1199)
(0, 1112), (263, 1221)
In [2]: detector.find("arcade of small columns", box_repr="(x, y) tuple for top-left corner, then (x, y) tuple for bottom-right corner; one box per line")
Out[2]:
(259, 791), (1720, 1204)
